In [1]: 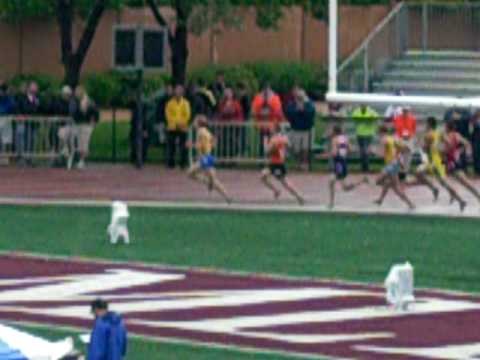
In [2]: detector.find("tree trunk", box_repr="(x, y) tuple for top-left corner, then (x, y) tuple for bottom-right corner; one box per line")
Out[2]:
(56, 0), (106, 88)
(147, 0), (190, 85)
(65, 60), (81, 89)
(170, 24), (189, 85)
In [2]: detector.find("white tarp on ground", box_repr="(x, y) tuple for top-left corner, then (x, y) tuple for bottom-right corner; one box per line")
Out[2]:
(0, 324), (74, 360)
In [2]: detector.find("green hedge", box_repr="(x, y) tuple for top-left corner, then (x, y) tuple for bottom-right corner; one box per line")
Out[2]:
(7, 61), (327, 107)
(188, 65), (259, 94)
(189, 62), (327, 99)
(9, 74), (62, 96)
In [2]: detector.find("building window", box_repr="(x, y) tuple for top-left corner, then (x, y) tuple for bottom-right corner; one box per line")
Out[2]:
(114, 29), (136, 67)
(113, 26), (166, 70)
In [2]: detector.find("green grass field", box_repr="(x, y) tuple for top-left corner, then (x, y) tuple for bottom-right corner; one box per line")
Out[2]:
(2, 205), (480, 359)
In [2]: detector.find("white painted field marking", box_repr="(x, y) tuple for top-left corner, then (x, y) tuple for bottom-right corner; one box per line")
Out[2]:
(0, 270), (184, 302)
(131, 298), (480, 333)
(356, 343), (480, 359)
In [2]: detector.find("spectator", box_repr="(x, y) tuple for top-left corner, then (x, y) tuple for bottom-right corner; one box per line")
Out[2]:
(472, 111), (480, 175)
(88, 298), (127, 360)
(237, 82), (251, 120)
(211, 71), (226, 102)
(285, 89), (316, 170)
(445, 107), (471, 172)
(393, 106), (417, 140)
(393, 106), (417, 177)
(189, 80), (216, 118)
(351, 104), (379, 172)
(165, 84), (191, 168)
(155, 84), (173, 145)
(216, 87), (244, 157)
(129, 97), (150, 165)
(252, 83), (284, 156)
(55, 86), (76, 164)
(16, 81), (42, 164)
(384, 91), (404, 123)
(281, 84), (300, 114)
(72, 86), (99, 169)
(0, 82), (15, 151)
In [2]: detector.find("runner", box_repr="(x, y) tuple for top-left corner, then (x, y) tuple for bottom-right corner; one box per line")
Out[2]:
(261, 123), (305, 205)
(187, 115), (232, 203)
(328, 125), (368, 208)
(410, 145), (440, 202)
(424, 117), (466, 211)
(374, 125), (415, 210)
(443, 120), (480, 204)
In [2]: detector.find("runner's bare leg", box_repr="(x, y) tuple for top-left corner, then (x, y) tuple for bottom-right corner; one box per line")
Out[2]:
(261, 169), (281, 199)
(280, 178), (305, 205)
(207, 169), (232, 203)
(452, 171), (480, 202)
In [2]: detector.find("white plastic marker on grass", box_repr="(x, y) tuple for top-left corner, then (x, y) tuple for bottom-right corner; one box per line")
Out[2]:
(0, 323), (74, 360)
(385, 262), (415, 311)
(107, 201), (130, 245)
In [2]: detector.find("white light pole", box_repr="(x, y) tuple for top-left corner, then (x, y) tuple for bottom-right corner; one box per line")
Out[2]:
(328, 0), (338, 95)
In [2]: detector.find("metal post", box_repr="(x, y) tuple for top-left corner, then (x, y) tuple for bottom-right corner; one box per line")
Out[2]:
(328, 0), (338, 94)
(422, 2), (428, 52)
(112, 107), (117, 163)
(363, 47), (369, 92)
(135, 69), (144, 169)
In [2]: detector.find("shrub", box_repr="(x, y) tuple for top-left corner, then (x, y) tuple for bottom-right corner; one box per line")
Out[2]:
(189, 65), (259, 94)
(246, 62), (327, 99)
(189, 62), (327, 100)
(9, 73), (62, 96)
(83, 71), (125, 107)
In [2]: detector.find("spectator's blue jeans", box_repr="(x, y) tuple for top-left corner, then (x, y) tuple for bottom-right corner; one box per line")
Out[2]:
(357, 135), (372, 172)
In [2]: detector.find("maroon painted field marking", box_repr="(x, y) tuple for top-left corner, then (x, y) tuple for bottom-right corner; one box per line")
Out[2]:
(1, 253), (480, 360)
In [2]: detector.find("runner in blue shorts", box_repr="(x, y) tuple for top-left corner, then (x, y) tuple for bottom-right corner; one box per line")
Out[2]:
(374, 127), (415, 210)
(187, 115), (232, 203)
(328, 125), (368, 208)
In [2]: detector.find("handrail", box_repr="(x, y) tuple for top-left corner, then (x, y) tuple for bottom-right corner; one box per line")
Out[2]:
(338, 2), (405, 75)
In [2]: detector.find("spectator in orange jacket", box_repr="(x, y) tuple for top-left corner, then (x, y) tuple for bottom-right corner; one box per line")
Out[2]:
(393, 106), (417, 140)
(252, 83), (284, 156)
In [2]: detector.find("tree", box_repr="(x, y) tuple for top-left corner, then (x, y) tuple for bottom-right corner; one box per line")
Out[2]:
(0, 0), (124, 87)
(144, 0), (332, 85)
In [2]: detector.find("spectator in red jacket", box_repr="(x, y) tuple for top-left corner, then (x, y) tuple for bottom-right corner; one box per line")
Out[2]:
(252, 83), (284, 156)
(215, 87), (244, 158)
(393, 106), (417, 140)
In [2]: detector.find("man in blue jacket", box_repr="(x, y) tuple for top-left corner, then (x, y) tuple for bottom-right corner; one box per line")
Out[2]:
(88, 299), (127, 360)
(286, 89), (316, 170)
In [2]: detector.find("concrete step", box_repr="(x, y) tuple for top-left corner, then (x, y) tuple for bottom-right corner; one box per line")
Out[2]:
(383, 70), (480, 82)
(392, 59), (480, 71)
(405, 49), (480, 60)
(373, 81), (480, 96)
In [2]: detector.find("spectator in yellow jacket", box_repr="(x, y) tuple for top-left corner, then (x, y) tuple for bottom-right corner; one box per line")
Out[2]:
(165, 84), (192, 168)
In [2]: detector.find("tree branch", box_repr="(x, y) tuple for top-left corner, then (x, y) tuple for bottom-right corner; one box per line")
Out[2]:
(73, 0), (107, 67)
(146, 0), (168, 27)
(56, 0), (73, 66)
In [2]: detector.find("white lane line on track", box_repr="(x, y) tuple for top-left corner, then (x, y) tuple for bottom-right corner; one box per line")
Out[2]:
(0, 196), (479, 218)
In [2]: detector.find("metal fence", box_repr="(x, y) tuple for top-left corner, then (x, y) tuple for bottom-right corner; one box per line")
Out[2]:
(338, 2), (480, 93)
(0, 116), (73, 165)
(188, 121), (315, 168)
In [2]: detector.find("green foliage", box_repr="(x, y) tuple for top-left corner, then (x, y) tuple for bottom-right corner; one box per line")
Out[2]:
(0, 0), (127, 22)
(246, 62), (327, 97)
(83, 70), (171, 107)
(83, 71), (125, 107)
(189, 64), (259, 93)
(189, 62), (327, 98)
(143, 73), (171, 97)
(8, 73), (62, 96)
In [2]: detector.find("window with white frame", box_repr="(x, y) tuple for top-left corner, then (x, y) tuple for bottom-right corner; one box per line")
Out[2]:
(113, 26), (166, 69)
